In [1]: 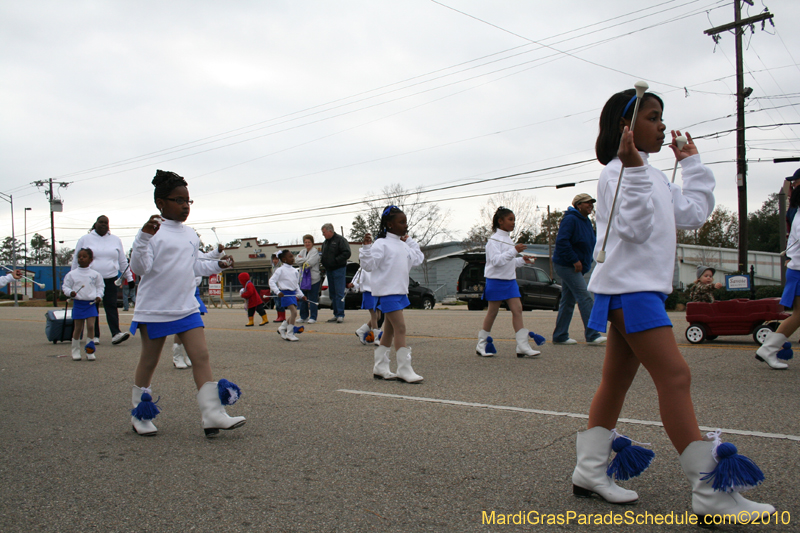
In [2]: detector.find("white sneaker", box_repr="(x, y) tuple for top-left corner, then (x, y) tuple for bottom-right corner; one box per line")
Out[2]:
(587, 337), (607, 345)
(296, 318), (305, 324)
(307, 319), (316, 324)
(554, 338), (578, 345)
(112, 332), (131, 345)
(336, 317), (343, 323)
(93, 337), (100, 345)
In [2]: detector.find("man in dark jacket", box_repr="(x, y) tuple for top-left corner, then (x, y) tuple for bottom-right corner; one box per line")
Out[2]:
(551, 194), (605, 345)
(320, 223), (351, 323)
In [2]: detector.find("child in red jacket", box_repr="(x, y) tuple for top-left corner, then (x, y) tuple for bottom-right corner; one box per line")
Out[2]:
(238, 272), (268, 327)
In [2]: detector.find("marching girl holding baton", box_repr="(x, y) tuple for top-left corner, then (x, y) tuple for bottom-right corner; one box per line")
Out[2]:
(128, 170), (245, 437)
(571, 87), (774, 519)
(62, 248), (104, 361)
(359, 206), (425, 382)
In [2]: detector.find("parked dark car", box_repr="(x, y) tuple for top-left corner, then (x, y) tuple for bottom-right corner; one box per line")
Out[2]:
(320, 262), (436, 310)
(456, 252), (561, 311)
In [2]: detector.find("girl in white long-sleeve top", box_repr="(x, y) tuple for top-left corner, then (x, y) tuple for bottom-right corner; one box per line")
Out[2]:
(128, 170), (245, 438)
(570, 89), (774, 519)
(476, 207), (541, 358)
(62, 248), (104, 361)
(350, 233), (382, 345)
(269, 249), (306, 341)
(358, 206), (425, 382)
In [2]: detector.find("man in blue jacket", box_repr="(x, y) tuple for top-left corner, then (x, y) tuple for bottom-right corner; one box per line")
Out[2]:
(551, 193), (606, 345)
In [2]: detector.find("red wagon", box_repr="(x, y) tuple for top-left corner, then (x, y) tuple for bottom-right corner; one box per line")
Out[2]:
(684, 298), (789, 344)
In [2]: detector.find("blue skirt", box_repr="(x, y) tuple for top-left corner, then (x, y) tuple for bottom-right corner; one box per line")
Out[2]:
(780, 268), (800, 308)
(376, 294), (410, 313)
(195, 287), (207, 314)
(72, 300), (98, 320)
(361, 291), (377, 310)
(483, 278), (521, 301)
(588, 292), (671, 334)
(130, 313), (204, 339)
(280, 290), (299, 308)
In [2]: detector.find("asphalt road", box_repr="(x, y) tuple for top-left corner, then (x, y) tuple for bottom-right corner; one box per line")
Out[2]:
(1, 304), (797, 532)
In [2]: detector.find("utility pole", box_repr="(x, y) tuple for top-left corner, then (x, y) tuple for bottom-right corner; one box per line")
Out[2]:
(33, 178), (70, 307)
(704, 0), (773, 273)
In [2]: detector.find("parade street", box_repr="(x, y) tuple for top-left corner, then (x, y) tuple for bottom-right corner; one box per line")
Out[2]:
(1, 306), (797, 532)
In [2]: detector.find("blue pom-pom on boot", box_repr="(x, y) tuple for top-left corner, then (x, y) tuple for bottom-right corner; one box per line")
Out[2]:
(606, 430), (655, 481)
(777, 342), (793, 361)
(529, 331), (546, 346)
(218, 379), (242, 406)
(700, 442), (765, 492)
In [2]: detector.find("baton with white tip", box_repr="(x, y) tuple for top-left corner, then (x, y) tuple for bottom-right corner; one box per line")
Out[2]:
(1, 265), (45, 288)
(597, 80), (649, 264)
(670, 135), (688, 184)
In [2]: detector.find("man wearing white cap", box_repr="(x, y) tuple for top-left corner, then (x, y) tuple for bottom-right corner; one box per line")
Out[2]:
(551, 193), (606, 345)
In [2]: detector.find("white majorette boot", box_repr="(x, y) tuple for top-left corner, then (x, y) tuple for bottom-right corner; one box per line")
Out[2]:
(373, 329), (381, 346)
(515, 329), (541, 357)
(71, 339), (81, 361)
(572, 427), (639, 504)
(755, 332), (789, 369)
(355, 323), (370, 345)
(285, 328), (300, 342)
(373, 345), (397, 380)
(395, 347), (423, 383)
(172, 343), (188, 369)
(476, 329), (497, 357)
(278, 321), (289, 340)
(679, 430), (775, 520)
(131, 385), (159, 436)
(197, 380), (246, 437)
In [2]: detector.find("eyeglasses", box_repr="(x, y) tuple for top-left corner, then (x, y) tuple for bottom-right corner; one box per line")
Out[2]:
(165, 197), (194, 206)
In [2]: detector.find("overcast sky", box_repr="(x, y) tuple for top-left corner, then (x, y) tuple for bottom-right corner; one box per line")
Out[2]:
(2, 0), (799, 255)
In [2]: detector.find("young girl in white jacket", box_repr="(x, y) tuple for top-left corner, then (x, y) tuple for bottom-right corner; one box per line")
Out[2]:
(358, 206), (424, 382)
(476, 207), (541, 358)
(571, 89), (774, 519)
(62, 248), (104, 361)
(128, 170), (245, 438)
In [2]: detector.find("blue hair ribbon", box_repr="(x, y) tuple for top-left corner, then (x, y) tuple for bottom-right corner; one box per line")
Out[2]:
(382, 205), (398, 216)
(622, 95), (637, 118)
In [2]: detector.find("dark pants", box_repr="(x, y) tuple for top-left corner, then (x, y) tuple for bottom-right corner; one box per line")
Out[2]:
(247, 303), (266, 317)
(99, 277), (121, 338)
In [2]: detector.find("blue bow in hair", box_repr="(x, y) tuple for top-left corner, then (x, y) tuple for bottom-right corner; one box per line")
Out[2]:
(383, 205), (398, 216)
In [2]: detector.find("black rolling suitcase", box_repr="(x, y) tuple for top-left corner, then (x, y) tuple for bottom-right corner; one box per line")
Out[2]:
(45, 298), (74, 344)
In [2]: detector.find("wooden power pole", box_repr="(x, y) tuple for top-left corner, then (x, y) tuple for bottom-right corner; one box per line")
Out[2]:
(704, 0), (773, 273)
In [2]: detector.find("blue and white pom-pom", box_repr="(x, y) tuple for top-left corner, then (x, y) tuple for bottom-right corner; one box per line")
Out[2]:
(777, 341), (793, 361)
(484, 336), (497, 355)
(606, 429), (655, 481)
(528, 331), (546, 346)
(131, 388), (160, 421)
(700, 430), (765, 492)
(218, 379), (242, 406)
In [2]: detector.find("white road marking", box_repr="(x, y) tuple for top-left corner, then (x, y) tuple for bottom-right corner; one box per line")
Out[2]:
(338, 389), (800, 442)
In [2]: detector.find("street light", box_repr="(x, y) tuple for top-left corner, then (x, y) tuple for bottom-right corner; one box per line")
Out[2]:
(24, 207), (31, 297)
(0, 191), (19, 307)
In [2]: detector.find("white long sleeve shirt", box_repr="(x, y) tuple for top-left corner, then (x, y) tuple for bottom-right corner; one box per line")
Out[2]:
(62, 267), (105, 301)
(787, 213), (800, 270)
(350, 268), (372, 293)
(484, 229), (525, 280)
(0, 273), (16, 289)
(358, 233), (424, 297)
(71, 230), (132, 281)
(130, 220), (223, 323)
(588, 153), (715, 295)
(269, 263), (302, 295)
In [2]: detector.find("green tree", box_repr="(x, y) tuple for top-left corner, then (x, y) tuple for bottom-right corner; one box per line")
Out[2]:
(30, 233), (50, 264)
(677, 206), (739, 249)
(533, 210), (563, 246)
(747, 193), (780, 253)
(56, 246), (74, 266)
(349, 213), (380, 242)
(0, 236), (22, 263)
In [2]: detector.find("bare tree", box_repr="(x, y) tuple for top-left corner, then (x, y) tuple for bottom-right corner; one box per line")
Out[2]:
(464, 193), (539, 247)
(358, 184), (452, 246)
